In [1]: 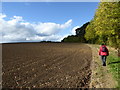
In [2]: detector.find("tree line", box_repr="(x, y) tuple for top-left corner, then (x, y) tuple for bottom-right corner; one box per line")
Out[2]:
(62, 1), (120, 48)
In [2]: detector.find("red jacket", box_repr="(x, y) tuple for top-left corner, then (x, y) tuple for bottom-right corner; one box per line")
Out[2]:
(99, 45), (109, 56)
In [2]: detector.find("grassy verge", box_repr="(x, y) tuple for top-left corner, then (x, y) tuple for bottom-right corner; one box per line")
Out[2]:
(107, 49), (120, 88)
(89, 44), (119, 88)
(94, 45), (120, 88)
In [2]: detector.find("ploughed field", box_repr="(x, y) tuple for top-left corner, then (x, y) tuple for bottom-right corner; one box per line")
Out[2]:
(2, 43), (92, 88)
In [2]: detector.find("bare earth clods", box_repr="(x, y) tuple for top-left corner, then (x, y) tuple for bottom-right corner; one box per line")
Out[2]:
(2, 43), (92, 88)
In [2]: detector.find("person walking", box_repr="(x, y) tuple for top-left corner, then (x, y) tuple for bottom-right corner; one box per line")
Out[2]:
(99, 43), (109, 66)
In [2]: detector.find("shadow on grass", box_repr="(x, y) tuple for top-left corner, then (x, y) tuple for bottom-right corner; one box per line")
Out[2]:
(108, 61), (120, 65)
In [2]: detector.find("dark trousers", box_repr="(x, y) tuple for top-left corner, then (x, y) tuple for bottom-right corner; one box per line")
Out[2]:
(101, 55), (107, 66)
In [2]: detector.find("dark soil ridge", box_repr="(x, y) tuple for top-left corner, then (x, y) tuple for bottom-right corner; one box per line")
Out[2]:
(2, 43), (92, 88)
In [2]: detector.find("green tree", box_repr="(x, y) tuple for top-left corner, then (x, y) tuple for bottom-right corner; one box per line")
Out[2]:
(85, 20), (97, 43)
(85, 1), (120, 48)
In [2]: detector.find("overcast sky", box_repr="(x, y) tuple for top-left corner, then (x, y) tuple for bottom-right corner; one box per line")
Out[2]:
(0, 2), (99, 43)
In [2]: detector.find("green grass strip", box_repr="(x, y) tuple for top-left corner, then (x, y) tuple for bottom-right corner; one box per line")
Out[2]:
(107, 55), (120, 88)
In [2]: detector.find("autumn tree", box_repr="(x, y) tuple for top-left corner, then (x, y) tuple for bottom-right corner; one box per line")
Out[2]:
(85, 1), (120, 47)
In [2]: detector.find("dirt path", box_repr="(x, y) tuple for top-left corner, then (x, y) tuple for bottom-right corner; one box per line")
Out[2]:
(88, 44), (117, 88)
(2, 43), (92, 88)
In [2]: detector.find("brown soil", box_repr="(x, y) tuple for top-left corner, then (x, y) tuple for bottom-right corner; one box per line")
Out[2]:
(2, 43), (92, 88)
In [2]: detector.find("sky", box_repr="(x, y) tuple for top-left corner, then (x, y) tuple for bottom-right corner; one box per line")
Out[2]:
(0, 2), (99, 43)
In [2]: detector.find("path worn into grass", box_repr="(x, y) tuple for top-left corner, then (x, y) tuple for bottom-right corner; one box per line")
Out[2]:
(88, 44), (117, 88)
(2, 43), (92, 88)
